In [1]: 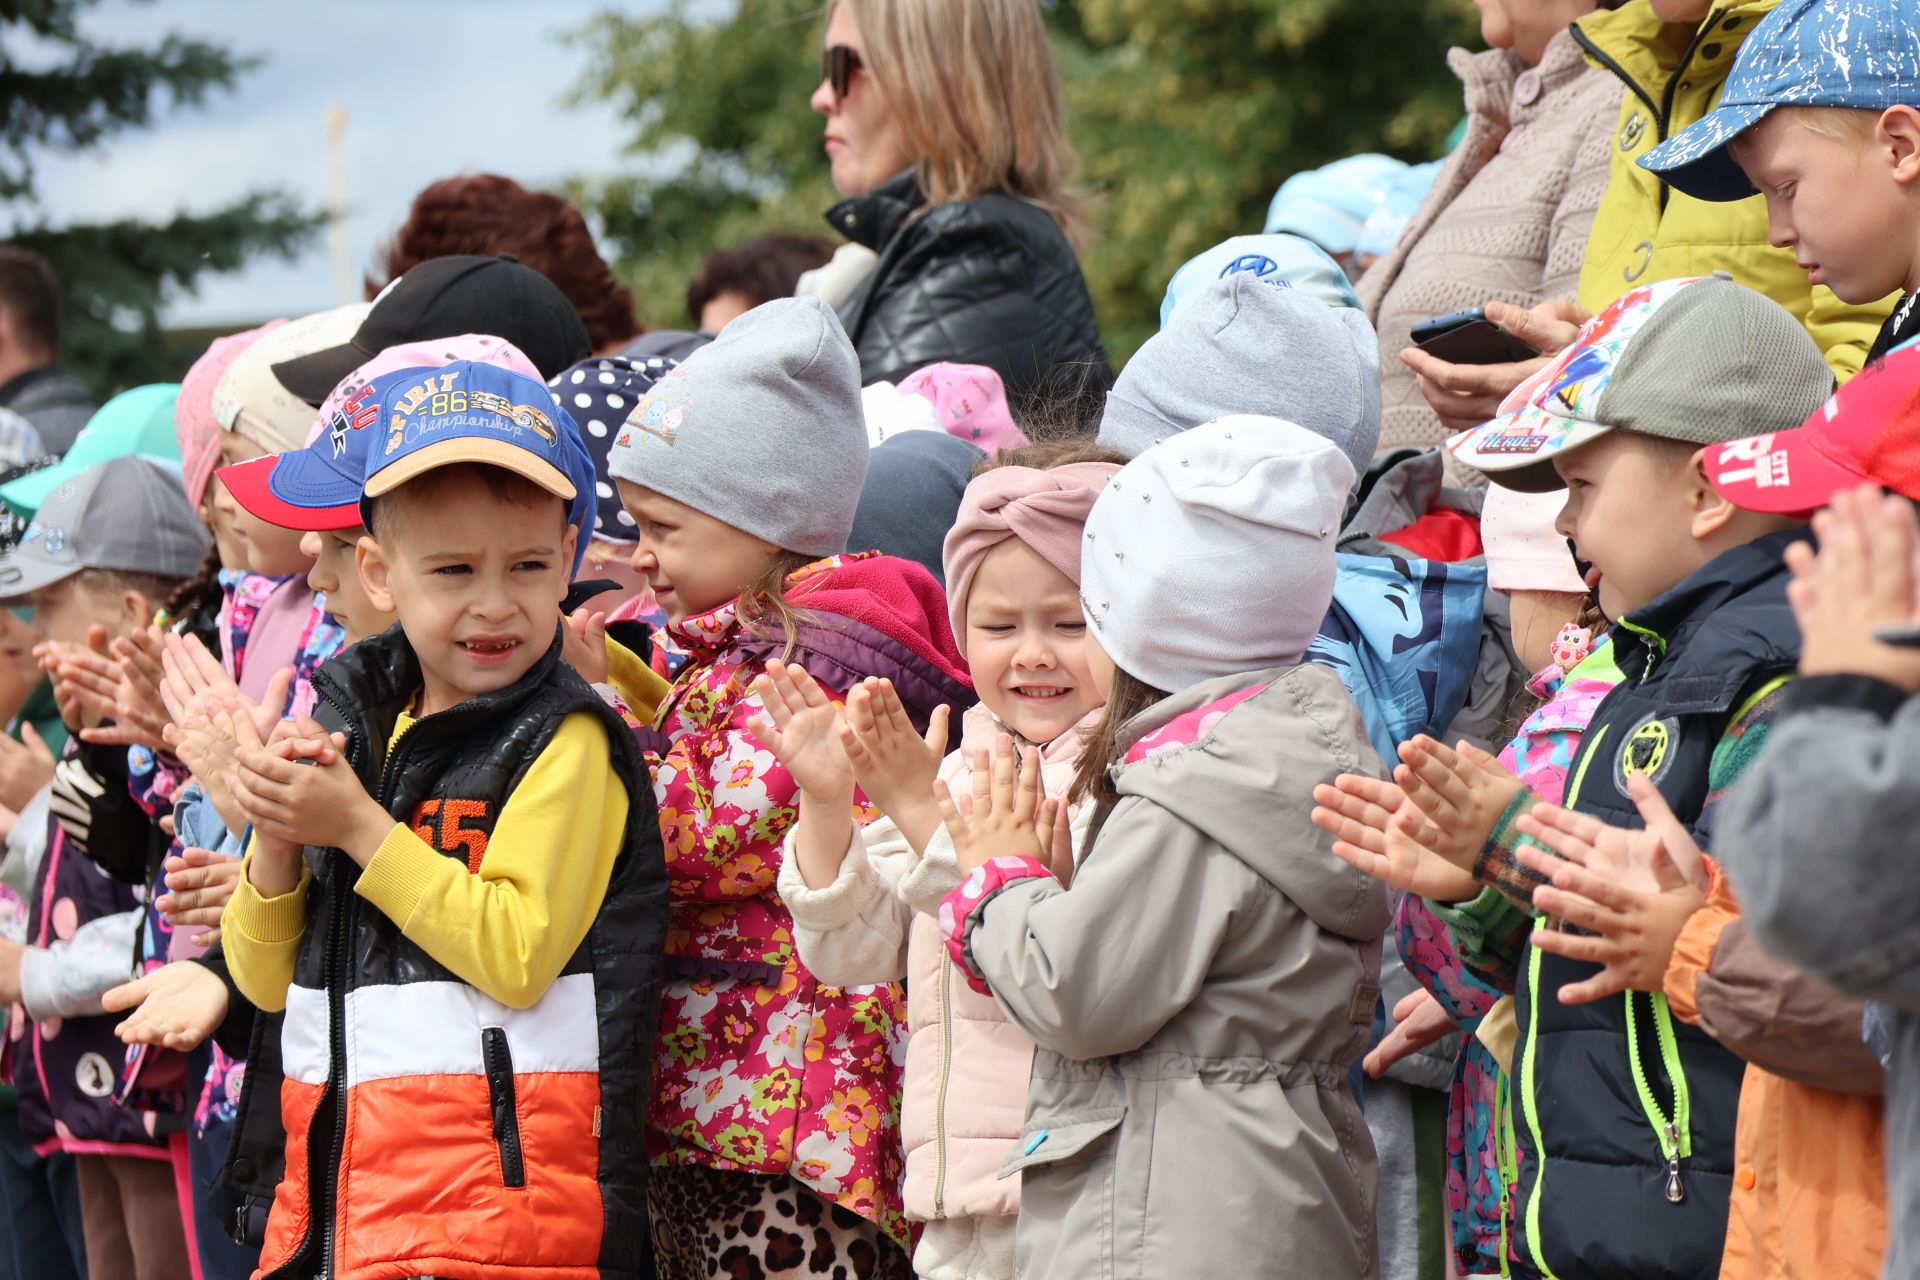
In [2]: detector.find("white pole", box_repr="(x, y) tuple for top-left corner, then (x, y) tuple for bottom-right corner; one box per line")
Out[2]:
(325, 103), (352, 304)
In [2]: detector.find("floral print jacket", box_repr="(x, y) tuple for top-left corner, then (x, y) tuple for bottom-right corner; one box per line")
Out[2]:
(643, 554), (971, 1247)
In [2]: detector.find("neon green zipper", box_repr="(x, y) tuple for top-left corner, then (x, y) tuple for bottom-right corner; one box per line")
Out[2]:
(1623, 989), (1693, 1203)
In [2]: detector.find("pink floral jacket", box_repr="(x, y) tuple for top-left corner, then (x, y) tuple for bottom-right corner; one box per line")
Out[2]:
(643, 554), (971, 1246)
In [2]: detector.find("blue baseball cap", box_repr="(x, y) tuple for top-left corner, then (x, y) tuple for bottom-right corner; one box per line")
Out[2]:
(1263, 154), (1407, 256)
(219, 361), (598, 573)
(1356, 159), (1443, 260)
(1160, 234), (1360, 329)
(1640, 0), (1920, 202)
(361, 359), (580, 507)
(215, 373), (385, 532)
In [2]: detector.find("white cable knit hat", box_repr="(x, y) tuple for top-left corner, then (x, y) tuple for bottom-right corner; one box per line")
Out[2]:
(1079, 415), (1354, 694)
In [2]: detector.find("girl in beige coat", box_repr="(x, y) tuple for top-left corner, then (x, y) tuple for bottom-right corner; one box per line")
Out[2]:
(762, 444), (1122, 1280)
(938, 418), (1390, 1278)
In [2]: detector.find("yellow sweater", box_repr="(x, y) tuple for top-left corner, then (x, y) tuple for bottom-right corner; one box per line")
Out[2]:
(1571, 0), (1895, 379)
(225, 708), (629, 1012)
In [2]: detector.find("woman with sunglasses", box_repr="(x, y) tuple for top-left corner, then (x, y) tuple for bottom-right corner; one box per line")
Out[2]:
(810, 0), (1110, 426)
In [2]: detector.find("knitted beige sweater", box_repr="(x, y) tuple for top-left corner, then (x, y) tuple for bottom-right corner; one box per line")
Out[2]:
(1360, 30), (1622, 469)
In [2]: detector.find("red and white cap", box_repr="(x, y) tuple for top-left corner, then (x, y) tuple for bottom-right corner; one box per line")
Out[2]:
(1705, 340), (1920, 516)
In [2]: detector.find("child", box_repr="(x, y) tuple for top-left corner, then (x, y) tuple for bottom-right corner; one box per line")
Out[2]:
(937, 418), (1390, 1277)
(0, 456), (209, 1280)
(1509, 348), (1920, 1280)
(1710, 459), (1920, 1280)
(1317, 273), (1835, 1279)
(1384, 482), (1622, 1277)
(1639, 0), (1920, 362)
(766, 443), (1120, 1280)
(220, 360), (667, 1280)
(605, 296), (971, 1278)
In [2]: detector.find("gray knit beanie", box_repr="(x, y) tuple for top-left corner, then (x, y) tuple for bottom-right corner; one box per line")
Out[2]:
(606, 296), (868, 556)
(1096, 272), (1381, 477)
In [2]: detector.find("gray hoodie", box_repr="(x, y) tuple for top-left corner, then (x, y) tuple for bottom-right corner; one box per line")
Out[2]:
(957, 662), (1390, 1278)
(0, 365), (93, 456)
(1716, 675), (1919, 1280)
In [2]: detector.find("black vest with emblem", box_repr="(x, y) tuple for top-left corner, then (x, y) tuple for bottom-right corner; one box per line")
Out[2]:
(249, 624), (666, 1280)
(1510, 530), (1802, 1280)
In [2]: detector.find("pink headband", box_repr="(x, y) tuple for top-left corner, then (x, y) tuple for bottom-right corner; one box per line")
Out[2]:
(941, 461), (1119, 656)
(177, 319), (285, 508)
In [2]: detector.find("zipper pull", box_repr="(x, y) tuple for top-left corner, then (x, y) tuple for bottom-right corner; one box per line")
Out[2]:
(1664, 1122), (1685, 1203)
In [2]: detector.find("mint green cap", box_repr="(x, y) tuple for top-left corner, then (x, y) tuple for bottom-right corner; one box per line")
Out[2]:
(0, 383), (183, 516)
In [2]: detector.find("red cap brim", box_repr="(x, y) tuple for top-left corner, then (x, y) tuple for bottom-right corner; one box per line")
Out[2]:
(1703, 429), (1872, 518)
(215, 456), (364, 532)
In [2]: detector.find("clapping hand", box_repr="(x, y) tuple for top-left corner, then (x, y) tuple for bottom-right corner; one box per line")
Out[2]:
(1512, 776), (1709, 1004)
(842, 678), (949, 845)
(747, 660), (856, 804)
(936, 735), (1069, 883)
(1786, 484), (1920, 691)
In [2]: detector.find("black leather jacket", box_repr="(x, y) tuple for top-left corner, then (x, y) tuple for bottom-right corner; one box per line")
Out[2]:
(829, 171), (1111, 419)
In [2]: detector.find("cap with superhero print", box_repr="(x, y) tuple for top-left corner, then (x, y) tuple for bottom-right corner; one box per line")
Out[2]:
(1707, 338), (1920, 514)
(1445, 274), (1832, 491)
(218, 337), (544, 533)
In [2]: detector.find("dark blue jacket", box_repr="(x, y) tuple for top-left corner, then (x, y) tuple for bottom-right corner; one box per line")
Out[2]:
(1511, 530), (1804, 1280)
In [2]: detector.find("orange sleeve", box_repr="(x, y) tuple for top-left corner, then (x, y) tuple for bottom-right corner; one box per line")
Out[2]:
(1663, 856), (1738, 1026)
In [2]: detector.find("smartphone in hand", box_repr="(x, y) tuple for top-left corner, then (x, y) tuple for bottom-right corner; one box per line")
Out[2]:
(1411, 307), (1541, 365)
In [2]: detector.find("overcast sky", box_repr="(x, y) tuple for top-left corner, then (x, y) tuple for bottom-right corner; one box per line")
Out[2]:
(24, 0), (658, 326)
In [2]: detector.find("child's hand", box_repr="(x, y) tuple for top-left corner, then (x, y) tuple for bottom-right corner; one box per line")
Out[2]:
(1786, 485), (1920, 692)
(842, 678), (948, 822)
(157, 848), (242, 947)
(0, 723), (55, 812)
(1312, 773), (1481, 903)
(38, 629), (118, 732)
(935, 736), (1062, 878)
(1363, 988), (1459, 1079)
(1398, 735), (1524, 861)
(747, 660), (855, 803)
(1513, 777), (1709, 1004)
(230, 710), (383, 860)
(161, 633), (286, 745)
(83, 625), (171, 749)
(102, 961), (230, 1051)
(563, 607), (610, 685)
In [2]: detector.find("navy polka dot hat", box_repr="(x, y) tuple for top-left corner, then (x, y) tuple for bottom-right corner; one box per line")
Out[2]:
(547, 354), (680, 541)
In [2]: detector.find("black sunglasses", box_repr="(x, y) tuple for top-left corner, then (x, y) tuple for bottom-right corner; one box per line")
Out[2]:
(823, 44), (864, 100)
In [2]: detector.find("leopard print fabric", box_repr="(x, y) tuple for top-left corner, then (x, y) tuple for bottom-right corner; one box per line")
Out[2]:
(649, 1166), (913, 1280)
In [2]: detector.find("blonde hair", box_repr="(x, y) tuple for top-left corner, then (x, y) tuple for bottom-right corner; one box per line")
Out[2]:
(739, 550), (820, 663)
(1777, 105), (1883, 146)
(829, 0), (1091, 250)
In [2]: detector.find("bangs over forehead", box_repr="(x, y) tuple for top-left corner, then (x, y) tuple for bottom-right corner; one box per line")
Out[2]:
(366, 462), (567, 545)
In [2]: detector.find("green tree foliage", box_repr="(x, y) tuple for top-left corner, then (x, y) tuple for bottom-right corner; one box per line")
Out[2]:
(0, 0), (320, 394)
(570, 0), (1478, 361)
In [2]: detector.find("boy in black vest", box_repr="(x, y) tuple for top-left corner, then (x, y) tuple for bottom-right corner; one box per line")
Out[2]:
(221, 360), (665, 1280)
(1315, 274), (1835, 1279)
